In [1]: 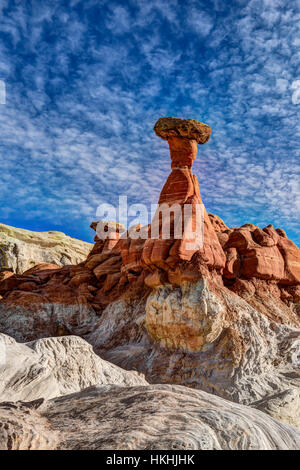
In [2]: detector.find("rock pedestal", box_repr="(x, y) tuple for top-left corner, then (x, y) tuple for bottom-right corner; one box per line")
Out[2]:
(142, 117), (225, 285)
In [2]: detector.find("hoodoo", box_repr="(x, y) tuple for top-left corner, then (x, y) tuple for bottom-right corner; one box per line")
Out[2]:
(0, 117), (299, 414)
(142, 117), (225, 286)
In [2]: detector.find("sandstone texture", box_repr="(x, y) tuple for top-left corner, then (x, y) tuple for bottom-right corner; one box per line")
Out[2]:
(0, 117), (300, 447)
(1, 384), (299, 450)
(0, 333), (146, 402)
(252, 388), (300, 429)
(0, 223), (92, 274)
(1, 330), (297, 450)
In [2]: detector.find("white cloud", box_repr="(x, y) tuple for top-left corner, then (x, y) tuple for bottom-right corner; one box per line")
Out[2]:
(106, 5), (131, 34)
(187, 9), (214, 37)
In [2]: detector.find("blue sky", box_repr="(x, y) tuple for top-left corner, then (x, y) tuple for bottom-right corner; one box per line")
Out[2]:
(0, 0), (299, 245)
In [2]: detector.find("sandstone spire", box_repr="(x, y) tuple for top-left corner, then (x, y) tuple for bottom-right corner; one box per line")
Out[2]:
(141, 117), (225, 286)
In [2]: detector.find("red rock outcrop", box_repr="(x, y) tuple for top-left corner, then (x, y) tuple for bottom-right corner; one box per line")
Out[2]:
(0, 117), (299, 314)
(220, 224), (300, 285)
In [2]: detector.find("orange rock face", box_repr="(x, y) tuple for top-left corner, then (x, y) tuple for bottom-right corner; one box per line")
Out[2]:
(23, 264), (61, 275)
(221, 224), (300, 285)
(277, 236), (300, 284)
(168, 136), (197, 169)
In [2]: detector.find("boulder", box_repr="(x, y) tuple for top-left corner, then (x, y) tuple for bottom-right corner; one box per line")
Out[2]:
(154, 116), (211, 145)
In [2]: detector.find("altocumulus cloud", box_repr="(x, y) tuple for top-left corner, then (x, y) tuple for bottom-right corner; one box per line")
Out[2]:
(0, 0), (299, 245)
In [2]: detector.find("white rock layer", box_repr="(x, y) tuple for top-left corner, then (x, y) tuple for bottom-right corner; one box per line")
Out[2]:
(0, 333), (147, 402)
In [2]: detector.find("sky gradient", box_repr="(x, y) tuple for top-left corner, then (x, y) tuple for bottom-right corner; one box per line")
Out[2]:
(0, 0), (299, 245)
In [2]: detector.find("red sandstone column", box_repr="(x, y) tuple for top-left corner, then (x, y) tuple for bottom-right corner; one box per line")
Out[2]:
(142, 117), (226, 287)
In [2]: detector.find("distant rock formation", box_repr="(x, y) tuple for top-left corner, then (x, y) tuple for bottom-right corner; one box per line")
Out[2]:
(0, 117), (299, 434)
(0, 223), (93, 274)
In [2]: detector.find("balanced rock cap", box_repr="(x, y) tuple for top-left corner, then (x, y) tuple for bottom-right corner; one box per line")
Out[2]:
(154, 117), (211, 144)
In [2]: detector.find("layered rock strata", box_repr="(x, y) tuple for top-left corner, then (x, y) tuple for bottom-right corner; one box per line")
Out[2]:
(0, 333), (147, 402)
(1, 383), (299, 450)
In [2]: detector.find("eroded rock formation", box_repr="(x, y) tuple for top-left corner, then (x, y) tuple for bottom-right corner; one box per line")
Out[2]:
(142, 117), (225, 287)
(0, 117), (299, 430)
(0, 330), (299, 449)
